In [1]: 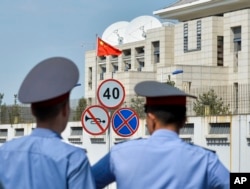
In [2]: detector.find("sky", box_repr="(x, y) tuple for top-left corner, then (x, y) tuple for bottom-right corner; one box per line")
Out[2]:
(0, 0), (177, 105)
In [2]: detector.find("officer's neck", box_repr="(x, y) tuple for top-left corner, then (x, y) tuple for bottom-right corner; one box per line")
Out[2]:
(155, 123), (180, 134)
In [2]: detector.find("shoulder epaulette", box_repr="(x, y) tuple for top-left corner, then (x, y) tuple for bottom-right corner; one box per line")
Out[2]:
(188, 143), (216, 153)
(61, 139), (87, 153)
(114, 137), (143, 145)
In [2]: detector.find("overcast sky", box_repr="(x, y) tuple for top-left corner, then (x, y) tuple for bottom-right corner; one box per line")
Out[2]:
(0, 0), (177, 105)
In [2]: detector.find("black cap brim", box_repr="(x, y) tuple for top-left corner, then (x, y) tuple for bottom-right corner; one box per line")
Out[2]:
(134, 81), (196, 99)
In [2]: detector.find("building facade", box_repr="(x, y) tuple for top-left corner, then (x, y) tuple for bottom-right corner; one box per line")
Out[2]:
(85, 0), (250, 116)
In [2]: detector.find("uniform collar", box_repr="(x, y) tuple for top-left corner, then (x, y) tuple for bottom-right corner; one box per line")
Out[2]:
(151, 129), (180, 141)
(31, 128), (62, 139)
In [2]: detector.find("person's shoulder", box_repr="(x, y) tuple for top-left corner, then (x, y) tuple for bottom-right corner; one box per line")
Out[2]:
(60, 139), (87, 153)
(186, 142), (216, 154)
(114, 137), (145, 145)
(0, 136), (29, 150)
(112, 137), (147, 150)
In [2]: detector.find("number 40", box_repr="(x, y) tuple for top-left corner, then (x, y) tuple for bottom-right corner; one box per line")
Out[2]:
(103, 87), (119, 99)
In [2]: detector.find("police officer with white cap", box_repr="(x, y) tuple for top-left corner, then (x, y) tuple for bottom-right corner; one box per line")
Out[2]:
(0, 57), (95, 189)
(92, 81), (230, 189)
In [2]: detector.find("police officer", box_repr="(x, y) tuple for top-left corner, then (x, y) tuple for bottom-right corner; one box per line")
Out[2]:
(92, 80), (230, 189)
(0, 57), (95, 189)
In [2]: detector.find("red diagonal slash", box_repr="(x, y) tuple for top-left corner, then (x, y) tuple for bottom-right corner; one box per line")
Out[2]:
(86, 108), (105, 132)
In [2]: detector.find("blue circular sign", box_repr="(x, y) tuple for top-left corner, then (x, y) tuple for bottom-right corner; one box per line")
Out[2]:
(112, 108), (139, 137)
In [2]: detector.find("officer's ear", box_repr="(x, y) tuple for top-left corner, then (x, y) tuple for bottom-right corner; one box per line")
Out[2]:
(61, 100), (70, 117)
(147, 112), (156, 121)
(146, 112), (157, 134)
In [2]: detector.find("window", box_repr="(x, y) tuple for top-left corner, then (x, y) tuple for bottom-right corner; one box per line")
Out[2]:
(180, 123), (194, 143)
(0, 129), (7, 137)
(183, 23), (188, 52)
(183, 20), (202, 53)
(90, 137), (106, 144)
(180, 123), (194, 135)
(124, 62), (131, 71)
(206, 122), (230, 145)
(232, 26), (241, 52)
(99, 66), (106, 80)
(135, 47), (144, 56)
(88, 67), (92, 90)
(209, 123), (230, 134)
(196, 20), (202, 50)
(15, 128), (24, 136)
(98, 56), (106, 63)
(68, 138), (82, 145)
(137, 60), (144, 72)
(217, 36), (224, 66)
(123, 49), (131, 60)
(112, 63), (118, 73)
(152, 41), (160, 63)
(70, 127), (83, 136)
(0, 138), (6, 143)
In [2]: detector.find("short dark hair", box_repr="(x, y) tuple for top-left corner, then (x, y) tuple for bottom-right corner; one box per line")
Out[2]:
(32, 99), (68, 122)
(144, 105), (186, 128)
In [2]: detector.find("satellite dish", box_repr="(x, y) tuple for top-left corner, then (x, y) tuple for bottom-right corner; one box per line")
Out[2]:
(102, 21), (129, 46)
(124, 15), (162, 43)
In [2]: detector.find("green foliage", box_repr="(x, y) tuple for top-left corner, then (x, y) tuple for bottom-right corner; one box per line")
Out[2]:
(9, 94), (21, 124)
(130, 96), (146, 119)
(73, 97), (87, 121)
(193, 89), (231, 116)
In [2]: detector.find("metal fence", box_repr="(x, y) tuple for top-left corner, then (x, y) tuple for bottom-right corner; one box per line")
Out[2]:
(0, 99), (83, 125)
(1, 84), (250, 124)
(187, 84), (250, 116)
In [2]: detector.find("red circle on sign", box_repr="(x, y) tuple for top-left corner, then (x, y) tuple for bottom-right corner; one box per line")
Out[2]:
(81, 105), (110, 135)
(97, 79), (125, 109)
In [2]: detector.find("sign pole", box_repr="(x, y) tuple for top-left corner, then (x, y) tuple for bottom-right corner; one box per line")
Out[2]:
(106, 110), (113, 189)
(107, 110), (112, 152)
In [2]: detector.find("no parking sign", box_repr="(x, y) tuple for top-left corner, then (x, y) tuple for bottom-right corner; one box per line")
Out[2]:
(112, 108), (139, 137)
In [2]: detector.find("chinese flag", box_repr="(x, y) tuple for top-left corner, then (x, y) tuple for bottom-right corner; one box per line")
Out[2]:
(97, 37), (122, 56)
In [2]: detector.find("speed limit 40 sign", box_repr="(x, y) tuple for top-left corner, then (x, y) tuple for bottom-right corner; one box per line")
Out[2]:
(97, 79), (125, 109)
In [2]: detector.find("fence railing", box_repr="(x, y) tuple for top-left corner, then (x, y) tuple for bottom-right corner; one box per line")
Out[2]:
(1, 84), (250, 124)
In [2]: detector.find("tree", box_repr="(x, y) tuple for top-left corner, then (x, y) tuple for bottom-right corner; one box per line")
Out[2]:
(130, 96), (146, 119)
(193, 89), (230, 116)
(73, 97), (87, 121)
(9, 94), (21, 124)
(0, 93), (4, 124)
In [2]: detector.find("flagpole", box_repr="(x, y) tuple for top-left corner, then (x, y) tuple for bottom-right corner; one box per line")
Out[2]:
(95, 34), (98, 105)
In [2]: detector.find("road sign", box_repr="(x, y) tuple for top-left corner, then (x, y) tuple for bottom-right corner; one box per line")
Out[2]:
(112, 108), (139, 137)
(97, 79), (125, 109)
(81, 105), (110, 135)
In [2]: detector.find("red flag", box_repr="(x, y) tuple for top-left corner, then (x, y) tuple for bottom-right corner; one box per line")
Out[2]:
(97, 37), (122, 56)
